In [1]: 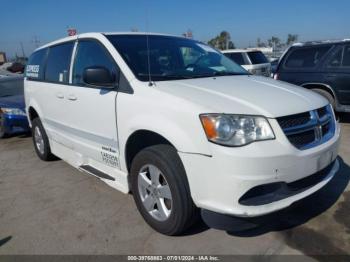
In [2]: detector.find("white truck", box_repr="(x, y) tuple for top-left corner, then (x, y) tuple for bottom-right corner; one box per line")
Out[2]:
(24, 33), (340, 235)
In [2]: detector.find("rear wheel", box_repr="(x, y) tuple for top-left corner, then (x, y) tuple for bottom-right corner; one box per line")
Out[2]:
(31, 118), (56, 161)
(130, 144), (199, 235)
(312, 88), (336, 109)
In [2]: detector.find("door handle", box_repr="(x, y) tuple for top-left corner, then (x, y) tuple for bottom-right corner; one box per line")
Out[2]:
(325, 74), (337, 79)
(67, 94), (77, 101)
(56, 93), (64, 99)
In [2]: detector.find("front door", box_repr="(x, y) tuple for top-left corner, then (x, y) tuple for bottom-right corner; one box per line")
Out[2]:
(64, 39), (120, 170)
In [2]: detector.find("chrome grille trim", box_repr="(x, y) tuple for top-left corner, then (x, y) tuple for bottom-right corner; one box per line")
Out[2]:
(277, 105), (335, 150)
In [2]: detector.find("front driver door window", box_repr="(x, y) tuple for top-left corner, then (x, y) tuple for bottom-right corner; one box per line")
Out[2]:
(73, 40), (118, 86)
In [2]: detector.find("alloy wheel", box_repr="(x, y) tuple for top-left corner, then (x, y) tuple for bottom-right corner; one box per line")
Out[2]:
(138, 164), (173, 221)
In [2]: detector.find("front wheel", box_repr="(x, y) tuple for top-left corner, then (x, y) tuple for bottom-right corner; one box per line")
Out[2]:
(130, 144), (199, 235)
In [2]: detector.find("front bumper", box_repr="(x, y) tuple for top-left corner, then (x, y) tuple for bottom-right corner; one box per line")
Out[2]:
(2, 114), (30, 134)
(179, 119), (341, 217)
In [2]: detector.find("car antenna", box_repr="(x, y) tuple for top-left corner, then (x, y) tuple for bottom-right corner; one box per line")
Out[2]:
(145, 5), (153, 87)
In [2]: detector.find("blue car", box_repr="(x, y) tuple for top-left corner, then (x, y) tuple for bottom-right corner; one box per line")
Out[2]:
(0, 76), (30, 138)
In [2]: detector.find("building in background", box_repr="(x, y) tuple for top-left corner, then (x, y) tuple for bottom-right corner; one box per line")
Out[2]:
(0, 52), (7, 65)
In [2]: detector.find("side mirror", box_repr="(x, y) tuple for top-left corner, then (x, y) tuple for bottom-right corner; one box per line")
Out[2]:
(83, 66), (116, 88)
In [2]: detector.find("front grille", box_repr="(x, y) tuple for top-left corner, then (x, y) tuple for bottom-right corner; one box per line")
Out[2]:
(317, 107), (328, 119)
(288, 130), (316, 148)
(277, 105), (335, 150)
(278, 112), (311, 129)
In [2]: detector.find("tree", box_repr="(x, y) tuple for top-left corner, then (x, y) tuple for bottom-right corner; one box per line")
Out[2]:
(208, 31), (235, 50)
(267, 36), (281, 48)
(257, 38), (266, 47)
(286, 34), (298, 46)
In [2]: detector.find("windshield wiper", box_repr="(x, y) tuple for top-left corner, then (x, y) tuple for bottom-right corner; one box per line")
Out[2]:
(212, 71), (249, 76)
(137, 71), (248, 81)
(138, 73), (193, 80)
(181, 72), (249, 79)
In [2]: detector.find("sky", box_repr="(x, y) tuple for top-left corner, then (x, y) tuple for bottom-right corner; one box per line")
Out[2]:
(1, 0), (349, 58)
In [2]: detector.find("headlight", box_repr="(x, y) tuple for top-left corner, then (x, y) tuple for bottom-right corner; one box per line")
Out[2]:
(1, 108), (27, 116)
(200, 114), (275, 146)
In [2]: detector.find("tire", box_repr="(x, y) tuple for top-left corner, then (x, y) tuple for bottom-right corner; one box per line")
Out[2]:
(130, 144), (199, 235)
(312, 88), (336, 109)
(31, 118), (56, 161)
(0, 111), (7, 139)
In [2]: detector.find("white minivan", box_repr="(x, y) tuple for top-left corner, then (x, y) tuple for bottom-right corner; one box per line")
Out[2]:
(24, 33), (340, 235)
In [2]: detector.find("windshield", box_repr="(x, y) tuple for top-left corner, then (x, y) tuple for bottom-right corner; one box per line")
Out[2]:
(106, 34), (249, 81)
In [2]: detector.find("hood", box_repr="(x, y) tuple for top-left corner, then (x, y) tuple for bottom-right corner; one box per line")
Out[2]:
(154, 75), (328, 118)
(0, 95), (25, 110)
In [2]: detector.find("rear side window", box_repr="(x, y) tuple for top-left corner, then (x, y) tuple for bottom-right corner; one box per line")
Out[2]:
(327, 48), (343, 67)
(284, 46), (331, 68)
(26, 48), (47, 80)
(72, 40), (117, 86)
(326, 45), (350, 68)
(225, 53), (245, 65)
(247, 51), (268, 64)
(45, 42), (74, 83)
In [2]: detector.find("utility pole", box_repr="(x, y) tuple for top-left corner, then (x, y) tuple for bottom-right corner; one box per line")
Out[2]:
(20, 42), (25, 57)
(32, 35), (40, 48)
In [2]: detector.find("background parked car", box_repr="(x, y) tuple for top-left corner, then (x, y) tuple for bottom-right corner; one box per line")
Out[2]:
(274, 40), (350, 112)
(0, 63), (22, 77)
(222, 49), (271, 76)
(7, 62), (25, 73)
(0, 76), (29, 138)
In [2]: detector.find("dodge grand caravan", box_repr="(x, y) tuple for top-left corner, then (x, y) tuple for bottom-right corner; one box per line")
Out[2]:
(24, 33), (341, 235)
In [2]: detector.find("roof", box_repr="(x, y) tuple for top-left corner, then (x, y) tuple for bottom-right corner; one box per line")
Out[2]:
(292, 38), (350, 47)
(221, 49), (262, 53)
(104, 32), (180, 37)
(35, 32), (187, 52)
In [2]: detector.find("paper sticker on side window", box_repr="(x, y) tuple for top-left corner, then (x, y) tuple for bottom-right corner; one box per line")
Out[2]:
(26, 65), (40, 78)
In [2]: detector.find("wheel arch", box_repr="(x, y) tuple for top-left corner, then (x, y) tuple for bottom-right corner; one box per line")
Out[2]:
(301, 83), (337, 100)
(28, 106), (39, 122)
(26, 100), (43, 127)
(124, 129), (176, 172)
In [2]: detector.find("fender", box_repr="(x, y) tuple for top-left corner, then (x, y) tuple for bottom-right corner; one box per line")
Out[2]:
(118, 113), (212, 171)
